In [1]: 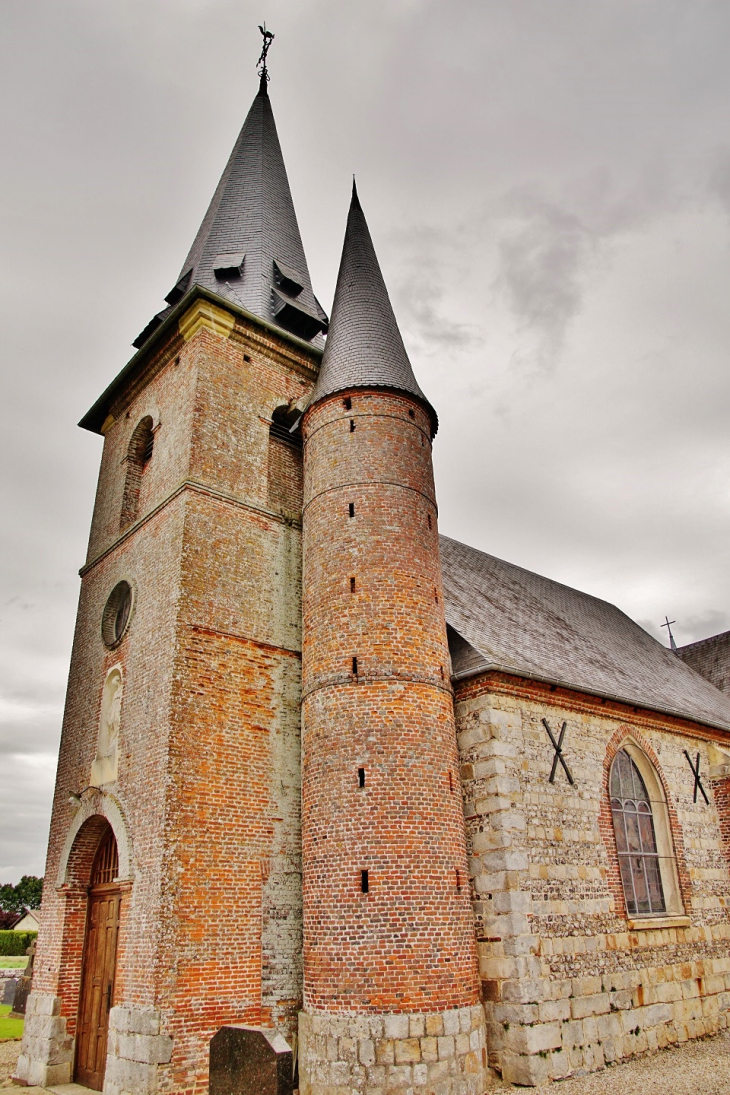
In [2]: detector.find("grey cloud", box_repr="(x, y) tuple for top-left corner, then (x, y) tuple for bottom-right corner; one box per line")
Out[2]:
(495, 197), (595, 370)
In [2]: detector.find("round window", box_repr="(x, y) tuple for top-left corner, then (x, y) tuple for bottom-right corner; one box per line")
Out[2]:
(102, 582), (133, 648)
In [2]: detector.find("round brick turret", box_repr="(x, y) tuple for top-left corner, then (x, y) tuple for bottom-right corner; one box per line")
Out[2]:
(299, 395), (486, 1094)
(301, 387), (478, 1011)
(298, 184), (487, 1095)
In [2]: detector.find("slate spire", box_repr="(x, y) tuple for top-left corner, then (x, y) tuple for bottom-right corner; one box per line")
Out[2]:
(311, 182), (437, 432)
(134, 78), (327, 348)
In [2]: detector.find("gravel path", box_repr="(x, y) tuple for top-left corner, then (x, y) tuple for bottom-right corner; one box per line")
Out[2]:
(1, 1031), (729, 1092)
(0, 1041), (21, 1087)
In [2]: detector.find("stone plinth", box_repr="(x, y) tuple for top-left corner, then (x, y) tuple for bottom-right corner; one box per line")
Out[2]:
(298, 1005), (488, 1095)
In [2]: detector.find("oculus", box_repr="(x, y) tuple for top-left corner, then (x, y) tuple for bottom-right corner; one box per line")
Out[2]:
(101, 581), (133, 649)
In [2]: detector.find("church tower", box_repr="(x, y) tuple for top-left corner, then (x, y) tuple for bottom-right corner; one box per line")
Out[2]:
(298, 187), (488, 1095)
(18, 66), (325, 1095)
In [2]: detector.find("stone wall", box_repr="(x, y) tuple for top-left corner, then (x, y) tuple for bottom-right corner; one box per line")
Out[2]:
(455, 671), (730, 1086)
(299, 1005), (487, 1095)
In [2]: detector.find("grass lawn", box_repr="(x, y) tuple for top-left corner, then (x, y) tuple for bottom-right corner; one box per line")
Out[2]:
(0, 1004), (24, 1041)
(0, 958), (27, 968)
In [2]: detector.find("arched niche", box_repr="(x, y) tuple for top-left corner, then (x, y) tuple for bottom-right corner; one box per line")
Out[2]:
(90, 667), (122, 787)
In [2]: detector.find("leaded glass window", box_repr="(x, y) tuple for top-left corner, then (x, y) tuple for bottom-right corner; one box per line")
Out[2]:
(610, 749), (666, 916)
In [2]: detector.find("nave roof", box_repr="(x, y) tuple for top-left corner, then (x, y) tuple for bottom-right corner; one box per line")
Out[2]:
(441, 534), (730, 733)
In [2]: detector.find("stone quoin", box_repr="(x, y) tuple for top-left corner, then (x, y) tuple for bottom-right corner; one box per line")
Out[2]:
(17, 40), (730, 1095)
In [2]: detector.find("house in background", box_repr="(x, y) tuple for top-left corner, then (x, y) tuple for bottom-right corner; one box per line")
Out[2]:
(12, 911), (40, 933)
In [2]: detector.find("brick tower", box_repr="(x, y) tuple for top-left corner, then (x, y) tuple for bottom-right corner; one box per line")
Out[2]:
(298, 186), (488, 1095)
(17, 71), (326, 1095)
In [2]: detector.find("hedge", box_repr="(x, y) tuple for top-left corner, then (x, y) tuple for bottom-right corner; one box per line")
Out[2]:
(0, 931), (37, 956)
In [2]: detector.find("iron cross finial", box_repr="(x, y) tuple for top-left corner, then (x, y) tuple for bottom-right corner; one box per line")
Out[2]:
(661, 615), (678, 653)
(257, 23), (275, 86)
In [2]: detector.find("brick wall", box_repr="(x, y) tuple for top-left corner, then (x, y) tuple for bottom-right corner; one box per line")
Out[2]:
(301, 389), (479, 1013)
(20, 306), (319, 1095)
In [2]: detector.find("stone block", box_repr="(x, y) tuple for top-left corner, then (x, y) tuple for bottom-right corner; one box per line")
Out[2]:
(384, 1014), (409, 1040)
(505, 1021), (561, 1055)
(501, 978), (545, 1004)
(409, 1015), (425, 1038)
(425, 1013), (444, 1036)
(375, 1038), (394, 1065)
(443, 1009), (461, 1035)
(571, 993), (610, 1019)
(358, 1039), (374, 1067)
(420, 1036), (438, 1062)
(538, 998), (571, 1023)
(394, 1038), (420, 1064)
(502, 1052), (550, 1086)
(413, 1062), (428, 1085)
(437, 1035), (455, 1058)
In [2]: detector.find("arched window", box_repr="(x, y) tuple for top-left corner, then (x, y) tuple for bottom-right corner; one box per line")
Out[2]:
(609, 746), (683, 918)
(120, 416), (154, 529)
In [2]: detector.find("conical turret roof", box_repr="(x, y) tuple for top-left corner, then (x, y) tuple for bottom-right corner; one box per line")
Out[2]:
(311, 184), (437, 433)
(133, 79), (327, 349)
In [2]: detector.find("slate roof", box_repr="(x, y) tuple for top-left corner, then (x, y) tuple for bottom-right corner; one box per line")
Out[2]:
(677, 630), (730, 696)
(311, 184), (437, 434)
(132, 80), (327, 350)
(440, 534), (730, 733)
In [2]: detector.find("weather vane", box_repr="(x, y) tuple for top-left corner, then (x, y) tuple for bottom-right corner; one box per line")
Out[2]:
(661, 615), (678, 653)
(257, 23), (275, 85)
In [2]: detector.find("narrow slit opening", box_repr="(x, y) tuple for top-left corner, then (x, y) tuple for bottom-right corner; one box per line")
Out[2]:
(448, 770), (453, 793)
(350, 419), (355, 432)
(455, 868), (462, 891)
(408, 408), (415, 418)
(358, 767), (365, 788)
(350, 576), (356, 593)
(343, 397), (352, 410)
(361, 869), (369, 893)
(349, 503), (355, 518)
(427, 514), (432, 529)
(352, 656), (358, 675)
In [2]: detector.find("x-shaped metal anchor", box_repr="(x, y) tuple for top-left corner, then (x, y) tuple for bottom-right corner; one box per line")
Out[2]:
(542, 719), (574, 785)
(683, 750), (709, 804)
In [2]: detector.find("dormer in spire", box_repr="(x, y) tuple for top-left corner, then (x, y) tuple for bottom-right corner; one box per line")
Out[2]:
(311, 183), (437, 434)
(133, 73), (327, 350)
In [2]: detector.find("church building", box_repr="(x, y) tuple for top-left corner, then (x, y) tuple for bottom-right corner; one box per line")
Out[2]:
(17, 50), (730, 1095)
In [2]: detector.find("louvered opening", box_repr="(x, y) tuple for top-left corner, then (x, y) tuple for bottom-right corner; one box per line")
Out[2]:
(269, 406), (302, 448)
(91, 828), (119, 887)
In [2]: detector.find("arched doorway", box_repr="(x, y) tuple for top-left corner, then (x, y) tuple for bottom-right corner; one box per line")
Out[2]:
(75, 824), (121, 1090)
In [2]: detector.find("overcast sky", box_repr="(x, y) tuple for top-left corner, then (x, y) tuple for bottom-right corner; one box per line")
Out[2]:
(2, 0), (730, 883)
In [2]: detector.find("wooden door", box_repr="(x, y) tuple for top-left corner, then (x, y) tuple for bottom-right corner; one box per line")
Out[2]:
(75, 885), (120, 1090)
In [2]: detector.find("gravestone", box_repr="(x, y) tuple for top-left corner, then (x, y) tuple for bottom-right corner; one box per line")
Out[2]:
(209, 1026), (294, 1095)
(2, 976), (19, 1005)
(10, 938), (35, 1017)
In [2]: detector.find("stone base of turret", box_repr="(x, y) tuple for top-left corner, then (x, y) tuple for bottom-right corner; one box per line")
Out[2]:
(298, 1004), (489, 1095)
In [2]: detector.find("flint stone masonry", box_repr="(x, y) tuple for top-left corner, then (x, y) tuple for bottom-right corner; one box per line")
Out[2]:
(298, 1005), (488, 1095)
(455, 672), (730, 1085)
